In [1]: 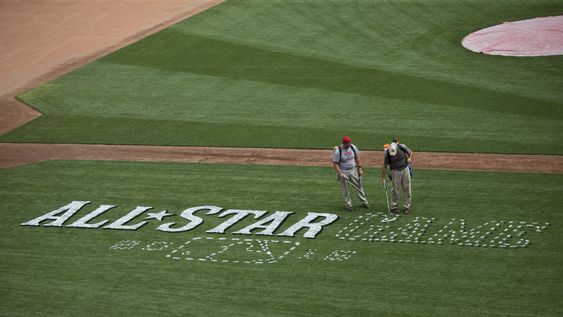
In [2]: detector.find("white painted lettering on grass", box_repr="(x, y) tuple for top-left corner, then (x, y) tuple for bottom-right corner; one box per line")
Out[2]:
(21, 201), (551, 248)
(206, 209), (267, 234)
(103, 206), (152, 230)
(21, 201), (91, 227)
(278, 212), (338, 238)
(233, 211), (293, 236)
(157, 206), (221, 233)
(336, 212), (550, 249)
(67, 204), (115, 228)
(21, 201), (339, 239)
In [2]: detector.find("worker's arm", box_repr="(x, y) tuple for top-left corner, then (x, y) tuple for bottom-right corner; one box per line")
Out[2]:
(332, 147), (348, 180)
(400, 144), (413, 163)
(354, 157), (363, 176)
(333, 162), (347, 180)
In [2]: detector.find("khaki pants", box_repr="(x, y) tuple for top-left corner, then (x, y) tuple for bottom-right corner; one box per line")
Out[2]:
(338, 169), (368, 208)
(391, 166), (412, 210)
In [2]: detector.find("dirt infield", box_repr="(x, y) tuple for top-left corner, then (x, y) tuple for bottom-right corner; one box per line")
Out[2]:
(0, 0), (224, 135)
(1, 1), (562, 174)
(1, 143), (563, 174)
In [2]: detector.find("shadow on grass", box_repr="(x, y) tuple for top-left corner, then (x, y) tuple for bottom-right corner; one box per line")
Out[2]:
(102, 30), (560, 118)
(0, 114), (527, 153)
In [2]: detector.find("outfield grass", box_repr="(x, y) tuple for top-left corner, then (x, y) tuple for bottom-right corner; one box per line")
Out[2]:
(1, 161), (562, 316)
(2, 0), (562, 154)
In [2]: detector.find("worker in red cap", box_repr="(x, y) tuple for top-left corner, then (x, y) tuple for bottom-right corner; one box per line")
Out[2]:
(332, 135), (369, 211)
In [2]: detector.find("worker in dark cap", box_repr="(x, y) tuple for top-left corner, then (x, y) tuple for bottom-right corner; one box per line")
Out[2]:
(382, 137), (413, 214)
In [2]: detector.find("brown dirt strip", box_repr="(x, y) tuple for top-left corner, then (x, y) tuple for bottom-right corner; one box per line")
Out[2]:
(1, 143), (562, 174)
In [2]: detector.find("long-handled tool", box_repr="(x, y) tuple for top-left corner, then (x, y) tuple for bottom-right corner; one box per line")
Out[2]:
(381, 180), (398, 223)
(343, 175), (362, 192)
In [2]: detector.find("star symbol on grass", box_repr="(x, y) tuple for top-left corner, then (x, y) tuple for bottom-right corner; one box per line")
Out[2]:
(144, 210), (174, 221)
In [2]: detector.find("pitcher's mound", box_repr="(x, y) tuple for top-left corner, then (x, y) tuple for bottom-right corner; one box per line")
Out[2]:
(462, 15), (563, 57)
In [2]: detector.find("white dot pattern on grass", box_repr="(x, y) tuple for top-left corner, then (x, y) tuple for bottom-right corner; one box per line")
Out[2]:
(166, 236), (300, 264)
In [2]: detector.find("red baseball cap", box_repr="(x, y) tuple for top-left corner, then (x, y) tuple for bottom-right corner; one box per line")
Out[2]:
(342, 135), (352, 143)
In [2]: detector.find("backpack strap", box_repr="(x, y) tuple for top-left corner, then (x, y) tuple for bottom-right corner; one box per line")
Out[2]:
(339, 144), (358, 163)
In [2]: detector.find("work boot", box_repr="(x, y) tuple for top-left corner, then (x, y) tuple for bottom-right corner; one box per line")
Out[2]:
(361, 202), (370, 208)
(346, 205), (353, 211)
(402, 207), (410, 214)
(390, 208), (399, 214)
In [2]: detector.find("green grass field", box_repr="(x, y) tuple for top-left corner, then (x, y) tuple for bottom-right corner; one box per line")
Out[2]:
(1, 161), (562, 316)
(2, 0), (563, 316)
(2, 0), (562, 153)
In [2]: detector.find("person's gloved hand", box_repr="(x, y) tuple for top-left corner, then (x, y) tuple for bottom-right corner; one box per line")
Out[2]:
(358, 166), (364, 177)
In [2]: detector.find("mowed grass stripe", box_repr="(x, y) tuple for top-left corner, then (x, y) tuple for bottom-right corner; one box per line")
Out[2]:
(1, 160), (562, 316)
(2, 0), (562, 154)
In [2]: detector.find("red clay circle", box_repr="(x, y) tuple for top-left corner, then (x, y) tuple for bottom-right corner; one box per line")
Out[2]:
(462, 16), (563, 57)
